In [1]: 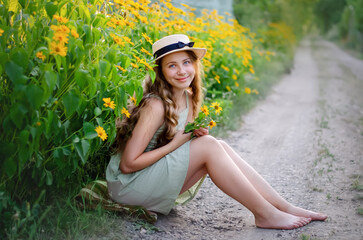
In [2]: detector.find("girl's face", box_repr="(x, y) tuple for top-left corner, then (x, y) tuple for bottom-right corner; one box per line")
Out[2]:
(161, 51), (196, 92)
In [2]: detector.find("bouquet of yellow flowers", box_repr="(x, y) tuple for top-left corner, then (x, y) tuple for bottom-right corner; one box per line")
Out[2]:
(184, 102), (223, 135)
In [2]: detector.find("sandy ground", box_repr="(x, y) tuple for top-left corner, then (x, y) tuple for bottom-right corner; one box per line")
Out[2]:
(105, 38), (363, 240)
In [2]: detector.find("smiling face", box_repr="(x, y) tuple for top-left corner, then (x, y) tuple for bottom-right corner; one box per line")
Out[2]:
(160, 51), (196, 92)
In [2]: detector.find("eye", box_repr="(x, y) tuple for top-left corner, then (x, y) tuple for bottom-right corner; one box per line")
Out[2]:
(168, 64), (176, 68)
(183, 60), (191, 65)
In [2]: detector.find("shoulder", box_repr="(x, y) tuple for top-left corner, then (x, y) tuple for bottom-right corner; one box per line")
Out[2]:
(140, 96), (165, 119)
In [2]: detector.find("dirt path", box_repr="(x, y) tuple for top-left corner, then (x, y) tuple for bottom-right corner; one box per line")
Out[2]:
(114, 38), (363, 240)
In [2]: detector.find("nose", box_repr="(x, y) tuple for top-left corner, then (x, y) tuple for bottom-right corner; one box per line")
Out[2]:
(177, 66), (186, 75)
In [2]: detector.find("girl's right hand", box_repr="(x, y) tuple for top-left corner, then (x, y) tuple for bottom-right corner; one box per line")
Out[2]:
(170, 130), (192, 149)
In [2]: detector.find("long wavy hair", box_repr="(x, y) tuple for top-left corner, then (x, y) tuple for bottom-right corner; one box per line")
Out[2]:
(113, 51), (204, 153)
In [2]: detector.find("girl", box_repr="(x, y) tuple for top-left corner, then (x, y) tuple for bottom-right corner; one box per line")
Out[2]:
(106, 34), (327, 229)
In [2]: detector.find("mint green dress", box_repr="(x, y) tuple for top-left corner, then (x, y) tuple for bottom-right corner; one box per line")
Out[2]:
(106, 93), (204, 215)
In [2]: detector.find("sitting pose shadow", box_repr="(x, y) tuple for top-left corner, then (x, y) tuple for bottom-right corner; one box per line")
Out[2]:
(106, 34), (327, 229)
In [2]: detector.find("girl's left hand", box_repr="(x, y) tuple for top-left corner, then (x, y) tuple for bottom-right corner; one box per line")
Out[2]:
(193, 127), (209, 137)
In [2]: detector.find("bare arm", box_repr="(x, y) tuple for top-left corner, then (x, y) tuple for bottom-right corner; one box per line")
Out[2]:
(120, 99), (192, 173)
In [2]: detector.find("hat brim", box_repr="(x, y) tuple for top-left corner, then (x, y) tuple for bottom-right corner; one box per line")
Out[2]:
(154, 47), (207, 62)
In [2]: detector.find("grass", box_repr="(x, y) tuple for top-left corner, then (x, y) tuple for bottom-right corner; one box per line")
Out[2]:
(31, 195), (127, 240)
(357, 208), (363, 216)
(300, 234), (320, 240)
(352, 178), (363, 191)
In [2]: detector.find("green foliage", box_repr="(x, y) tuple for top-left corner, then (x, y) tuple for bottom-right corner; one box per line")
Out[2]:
(314, 0), (347, 33)
(338, 0), (363, 51)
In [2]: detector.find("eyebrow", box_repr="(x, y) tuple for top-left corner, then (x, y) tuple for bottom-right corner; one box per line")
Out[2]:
(164, 58), (191, 65)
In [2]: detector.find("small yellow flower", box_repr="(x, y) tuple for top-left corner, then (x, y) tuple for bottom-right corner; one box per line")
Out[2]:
(221, 65), (229, 72)
(50, 41), (67, 56)
(200, 105), (209, 116)
(53, 14), (69, 24)
(53, 32), (69, 43)
(95, 126), (108, 141)
(210, 102), (222, 114)
(130, 63), (139, 69)
(245, 87), (251, 94)
(214, 75), (220, 84)
(141, 33), (153, 44)
(71, 29), (79, 38)
(232, 75), (237, 80)
(111, 34), (125, 46)
(121, 107), (131, 118)
(226, 86), (231, 92)
(208, 120), (216, 129)
(130, 96), (137, 105)
(252, 89), (259, 94)
(249, 67), (255, 74)
(235, 82), (239, 87)
(0, 28), (4, 36)
(115, 65), (127, 72)
(140, 59), (153, 70)
(103, 98), (116, 109)
(56, 25), (70, 34)
(141, 47), (152, 56)
(123, 36), (134, 46)
(36, 51), (46, 61)
(133, 54), (141, 62)
(36, 121), (41, 126)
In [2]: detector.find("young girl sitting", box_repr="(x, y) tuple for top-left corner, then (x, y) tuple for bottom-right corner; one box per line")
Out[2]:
(106, 34), (327, 229)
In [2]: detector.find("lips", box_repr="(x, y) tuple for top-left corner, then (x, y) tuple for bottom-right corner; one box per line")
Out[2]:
(176, 76), (189, 81)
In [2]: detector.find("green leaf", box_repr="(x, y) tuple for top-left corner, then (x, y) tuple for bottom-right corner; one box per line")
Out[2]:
(18, 146), (30, 173)
(5, 61), (28, 85)
(80, 3), (91, 23)
(45, 2), (58, 19)
(96, 117), (103, 126)
(26, 84), (44, 109)
(44, 71), (57, 92)
(136, 85), (143, 103)
(94, 107), (102, 116)
(83, 122), (98, 139)
(62, 90), (80, 117)
(81, 139), (90, 160)
(75, 69), (89, 89)
(149, 69), (156, 83)
(10, 103), (27, 129)
(99, 60), (111, 77)
(122, 55), (130, 69)
(82, 24), (92, 44)
(4, 157), (16, 178)
(10, 48), (28, 68)
(45, 169), (53, 186)
(74, 139), (90, 164)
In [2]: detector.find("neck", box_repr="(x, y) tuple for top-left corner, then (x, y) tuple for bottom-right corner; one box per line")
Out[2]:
(173, 89), (186, 110)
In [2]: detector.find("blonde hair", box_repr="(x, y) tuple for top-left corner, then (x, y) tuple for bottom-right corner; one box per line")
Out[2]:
(113, 51), (204, 153)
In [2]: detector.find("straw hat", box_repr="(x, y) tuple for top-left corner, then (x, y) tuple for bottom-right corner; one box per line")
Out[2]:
(152, 34), (207, 61)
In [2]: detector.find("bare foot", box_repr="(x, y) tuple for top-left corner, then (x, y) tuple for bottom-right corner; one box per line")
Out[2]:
(286, 205), (327, 221)
(255, 209), (312, 230)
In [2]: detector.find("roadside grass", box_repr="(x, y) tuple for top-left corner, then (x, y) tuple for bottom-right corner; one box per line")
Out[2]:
(351, 178), (363, 191)
(300, 234), (320, 240)
(357, 208), (363, 216)
(30, 191), (128, 240)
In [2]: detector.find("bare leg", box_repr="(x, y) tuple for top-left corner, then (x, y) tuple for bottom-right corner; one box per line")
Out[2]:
(218, 140), (327, 221)
(181, 135), (312, 229)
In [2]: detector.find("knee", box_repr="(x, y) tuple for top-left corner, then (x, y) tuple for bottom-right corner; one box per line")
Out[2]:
(192, 135), (223, 152)
(218, 139), (228, 147)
